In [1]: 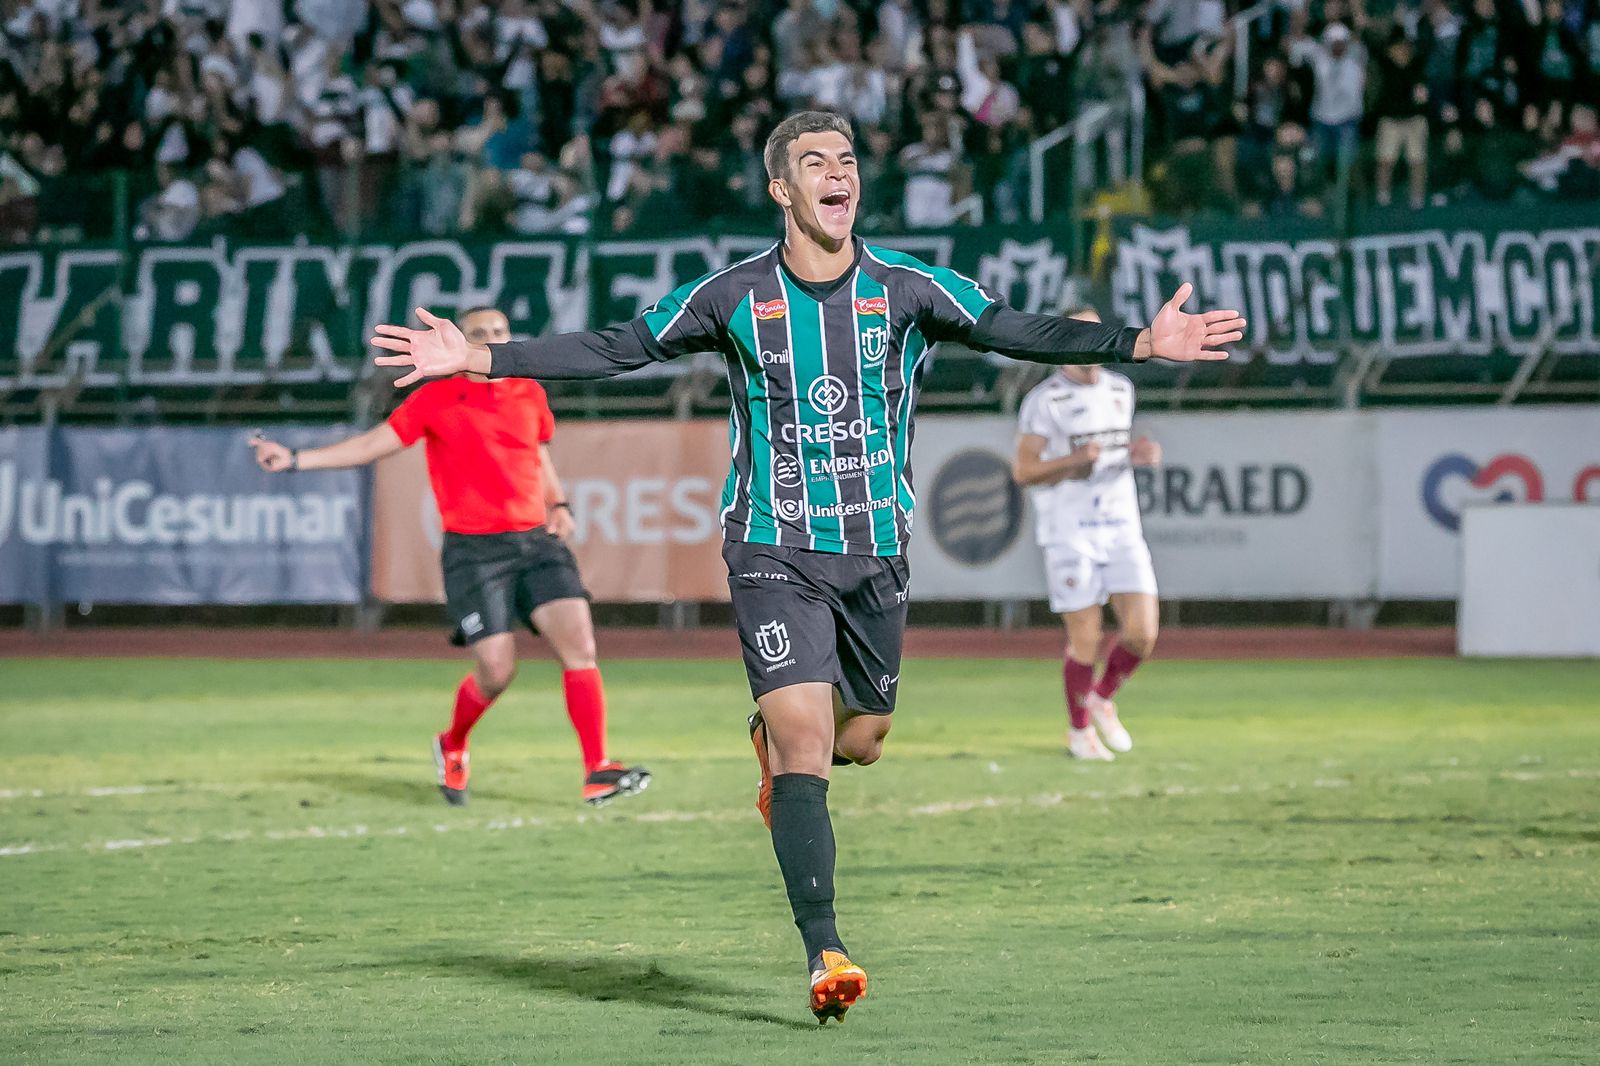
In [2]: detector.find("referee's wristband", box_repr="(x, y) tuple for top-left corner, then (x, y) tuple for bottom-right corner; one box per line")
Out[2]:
(551, 501), (571, 511)
(289, 448), (300, 471)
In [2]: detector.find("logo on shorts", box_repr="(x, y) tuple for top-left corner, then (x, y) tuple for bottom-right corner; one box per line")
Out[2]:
(755, 619), (792, 663)
(460, 612), (485, 636)
(775, 497), (804, 521)
(876, 673), (899, 695)
(774, 453), (803, 488)
(754, 299), (788, 320)
(808, 375), (849, 415)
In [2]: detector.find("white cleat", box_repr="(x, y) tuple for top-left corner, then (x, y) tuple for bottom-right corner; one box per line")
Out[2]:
(1067, 725), (1115, 761)
(1087, 694), (1133, 753)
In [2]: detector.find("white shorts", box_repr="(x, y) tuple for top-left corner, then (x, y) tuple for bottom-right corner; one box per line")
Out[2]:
(1042, 538), (1158, 614)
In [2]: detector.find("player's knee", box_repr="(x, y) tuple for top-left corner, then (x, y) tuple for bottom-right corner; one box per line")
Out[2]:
(476, 658), (518, 696)
(851, 738), (885, 766)
(1123, 628), (1158, 659)
(557, 638), (597, 672)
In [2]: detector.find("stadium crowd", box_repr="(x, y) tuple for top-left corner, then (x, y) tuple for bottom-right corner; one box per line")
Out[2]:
(0, 0), (1596, 244)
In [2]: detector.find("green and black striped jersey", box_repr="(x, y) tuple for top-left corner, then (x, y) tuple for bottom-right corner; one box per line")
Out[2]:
(488, 238), (1141, 557)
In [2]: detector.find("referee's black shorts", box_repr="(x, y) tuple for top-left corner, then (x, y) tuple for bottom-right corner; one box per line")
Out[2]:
(442, 528), (589, 646)
(724, 541), (910, 715)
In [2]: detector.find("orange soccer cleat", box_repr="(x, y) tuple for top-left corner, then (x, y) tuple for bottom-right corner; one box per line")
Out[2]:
(432, 733), (470, 806)
(809, 950), (868, 1024)
(749, 712), (773, 830)
(582, 762), (651, 807)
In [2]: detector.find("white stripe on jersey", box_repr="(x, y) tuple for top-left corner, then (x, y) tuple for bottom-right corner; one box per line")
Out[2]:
(862, 247), (980, 324)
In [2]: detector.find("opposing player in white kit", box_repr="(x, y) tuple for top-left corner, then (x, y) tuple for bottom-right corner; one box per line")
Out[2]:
(1012, 309), (1162, 761)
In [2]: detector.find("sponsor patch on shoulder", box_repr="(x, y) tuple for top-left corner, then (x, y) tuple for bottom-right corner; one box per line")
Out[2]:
(854, 296), (888, 315)
(753, 299), (788, 320)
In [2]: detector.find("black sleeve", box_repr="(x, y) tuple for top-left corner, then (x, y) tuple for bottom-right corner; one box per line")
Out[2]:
(966, 305), (1142, 365)
(487, 320), (665, 380)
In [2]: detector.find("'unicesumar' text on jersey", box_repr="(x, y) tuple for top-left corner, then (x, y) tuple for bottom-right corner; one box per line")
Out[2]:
(487, 238), (1141, 556)
(1016, 369), (1142, 547)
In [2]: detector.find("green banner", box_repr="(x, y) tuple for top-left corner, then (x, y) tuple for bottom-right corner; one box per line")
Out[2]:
(1110, 205), (1600, 364)
(0, 227), (1078, 391)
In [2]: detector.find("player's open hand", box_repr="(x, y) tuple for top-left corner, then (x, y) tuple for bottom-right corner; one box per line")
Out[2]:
(371, 308), (477, 387)
(249, 433), (293, 472)
(1144, 283), (1246, 362)
(1130, 436), (1162, 467)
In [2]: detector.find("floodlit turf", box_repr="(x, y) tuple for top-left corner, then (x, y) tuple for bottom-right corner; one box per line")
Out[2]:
(2, 654), (1597, 1065)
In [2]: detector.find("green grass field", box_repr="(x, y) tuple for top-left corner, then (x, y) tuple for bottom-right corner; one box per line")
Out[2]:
(2, 654), (1597, 1065)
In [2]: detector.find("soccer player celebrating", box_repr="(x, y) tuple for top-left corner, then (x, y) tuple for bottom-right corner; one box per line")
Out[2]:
(369, 112), (1244, 1022)
(1013, 308), (1162, 762)
(251, 306), (650, 809)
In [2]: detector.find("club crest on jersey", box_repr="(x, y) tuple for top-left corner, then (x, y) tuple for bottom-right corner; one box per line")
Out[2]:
(753, 299), (788, 320)
(860, 325), (889, 363)
(854, 296), (888, 315)
(755, 620), (792, 663)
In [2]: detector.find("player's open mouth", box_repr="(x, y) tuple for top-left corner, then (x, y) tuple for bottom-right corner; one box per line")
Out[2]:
(818, 190), (852, 222)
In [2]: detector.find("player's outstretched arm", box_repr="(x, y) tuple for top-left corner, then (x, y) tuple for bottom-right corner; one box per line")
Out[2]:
(1132, 283), (1247, 362)
(969, 284), (1245, 365)
(249, 425), (405, 473)
(371, 307), (668, 386)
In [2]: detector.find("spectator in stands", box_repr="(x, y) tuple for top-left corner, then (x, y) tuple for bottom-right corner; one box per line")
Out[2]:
(1288, 19), (1367, 167)
(1372, 29), (1430, 209)
(1522, 102), (1600, 197)
(135, 162), (201, 241)
(1142, 29), (1232, 213)
(900, 111), (966, 228)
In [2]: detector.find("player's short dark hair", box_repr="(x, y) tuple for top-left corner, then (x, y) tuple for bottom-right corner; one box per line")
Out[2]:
(459, 305), (502, 320)
(764, 110), (854, 181)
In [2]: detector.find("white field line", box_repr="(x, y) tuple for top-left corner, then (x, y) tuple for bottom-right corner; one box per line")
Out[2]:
(3, 767), (1596, 861)
(6, 765), (1595, 805)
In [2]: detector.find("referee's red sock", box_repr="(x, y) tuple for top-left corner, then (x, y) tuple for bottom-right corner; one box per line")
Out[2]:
(443, 675), (495, 751)
(1064, 656), (1095, 730)
(562, 667), (608, 773)
(1095, 644), (1144, 700)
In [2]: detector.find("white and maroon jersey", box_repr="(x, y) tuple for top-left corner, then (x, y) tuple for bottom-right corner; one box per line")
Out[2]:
(1016, 368), (1143, 547)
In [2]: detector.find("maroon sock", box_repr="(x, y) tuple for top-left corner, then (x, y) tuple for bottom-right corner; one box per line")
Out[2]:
(1064, 657), (1095, 730)
(443, 675), (494, 750)
(562, 667), (608, 773)
(1095, 643), (1145, 700)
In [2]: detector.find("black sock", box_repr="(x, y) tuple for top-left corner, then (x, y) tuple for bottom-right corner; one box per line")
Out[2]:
(768, 772), (845, 965)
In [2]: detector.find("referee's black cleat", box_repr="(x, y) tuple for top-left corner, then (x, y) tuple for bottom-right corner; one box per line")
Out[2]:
(583, 762), (651, 807)
(432, 733), (470, 807)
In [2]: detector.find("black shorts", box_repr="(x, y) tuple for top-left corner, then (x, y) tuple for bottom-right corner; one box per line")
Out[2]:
(442, 528), (589, 646)
(724, 541), (910, 715)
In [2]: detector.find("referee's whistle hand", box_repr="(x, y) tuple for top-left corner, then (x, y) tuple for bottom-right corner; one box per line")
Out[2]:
(249, 435), (292, 473)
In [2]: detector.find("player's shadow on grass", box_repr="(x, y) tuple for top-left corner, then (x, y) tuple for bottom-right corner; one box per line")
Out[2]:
(422, 952), (816, 1031)
(286, 771), (522, 808)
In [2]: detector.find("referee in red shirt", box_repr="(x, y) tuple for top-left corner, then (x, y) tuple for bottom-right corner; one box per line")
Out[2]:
(251, 306), (650, 808)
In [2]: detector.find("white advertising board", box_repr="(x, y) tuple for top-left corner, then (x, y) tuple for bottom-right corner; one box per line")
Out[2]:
(1376, 407), (1600, 598)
